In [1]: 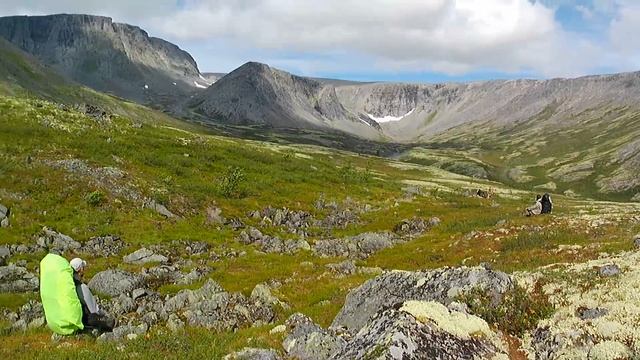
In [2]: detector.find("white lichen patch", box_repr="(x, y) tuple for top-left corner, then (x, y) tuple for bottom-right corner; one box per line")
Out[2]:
(589, 340), (632, 360)
(400, 301), (492, 340)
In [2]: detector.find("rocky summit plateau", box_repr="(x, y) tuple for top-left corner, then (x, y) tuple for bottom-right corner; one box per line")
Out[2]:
(0, 10), (640, 360)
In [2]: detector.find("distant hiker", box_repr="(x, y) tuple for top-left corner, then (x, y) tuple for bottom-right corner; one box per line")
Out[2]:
(525, 194), (542, 216)
(70, 258), (115, 332)
(541, 193), (553, 214)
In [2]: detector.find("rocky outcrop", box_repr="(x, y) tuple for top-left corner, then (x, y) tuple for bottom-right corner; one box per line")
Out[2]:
(0, 265), (39, 292)
(333, 301), (507, 359)
(238, 227), (310, 254)
(80, 235), (127, 257)
(332, 267), (513, 333)
(279, 267), (512, 359)
(35, 227), (81, 253)
(123, 248), (169, 265)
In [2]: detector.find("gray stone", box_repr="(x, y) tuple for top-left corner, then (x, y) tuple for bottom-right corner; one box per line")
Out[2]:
(0, 204), (9, 228)
(132, 288), (149, 300)
(326, 260), (357, 276)
(111, 294), (136, 315)
(224, 348), (282, 360)
(141, 311), (159, 326)
(0, 265), (39, 292)
(97, 324), (147, 342)
(250, 284), (280, 306)
(88, 269), (144, 297)
(576, 306), (609, 320)
(393, 217), (439, 237)
(144, 199), (176, 218)
(283, 313), (346, 360)
(634, 234), (640, 249)
(123, 248), (168, 264)
(599, 264), (620, 277)
(206, 206), (225, 225)
(36, 227), (81, 253)
(0, 246), (10, 266)
(331, 266), (513, 333)
(166, 313), (184, 332)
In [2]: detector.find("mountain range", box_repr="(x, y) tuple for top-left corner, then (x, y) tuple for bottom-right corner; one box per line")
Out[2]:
(0, 13), (639, 200)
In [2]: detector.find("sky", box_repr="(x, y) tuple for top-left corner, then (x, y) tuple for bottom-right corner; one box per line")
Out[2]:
(0, 0), (638, 83)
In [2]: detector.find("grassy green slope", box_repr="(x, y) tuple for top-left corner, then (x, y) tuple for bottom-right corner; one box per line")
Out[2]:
(400, 105), (640, 201)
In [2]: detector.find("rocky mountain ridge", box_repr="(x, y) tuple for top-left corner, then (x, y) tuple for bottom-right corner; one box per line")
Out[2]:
(0, 14), (205, 104)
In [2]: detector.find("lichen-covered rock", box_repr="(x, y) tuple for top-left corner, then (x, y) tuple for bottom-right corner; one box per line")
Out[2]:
(7, 300), (45, 331)
(393, 217), (440, 237)
(81, 235), (127, 257)
(326, 260), (357, 276)
(332, 267), (513, 333)
(283, 313), (346, 360)
(224, 348), (282, 360)
(314, 232), (400, 259)
(238, 227), (309, 254)
(0, 264), (39, 292)
(334, 301), (507, 360)
(123, 248), (168, 264)
(163, 279), (278, 331)
(36, 227), (81, 253)
(88, 269), (144, 297)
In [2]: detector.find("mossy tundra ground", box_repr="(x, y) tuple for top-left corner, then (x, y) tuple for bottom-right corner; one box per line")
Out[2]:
(1, 95), (639, 359)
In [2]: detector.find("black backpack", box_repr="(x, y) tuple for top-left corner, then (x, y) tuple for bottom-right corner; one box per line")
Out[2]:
(541, 193), (552, 214)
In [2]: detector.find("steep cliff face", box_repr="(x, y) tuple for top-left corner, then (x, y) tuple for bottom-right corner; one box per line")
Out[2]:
(190, 62), (383, 139)
(0, 14), (204, 104)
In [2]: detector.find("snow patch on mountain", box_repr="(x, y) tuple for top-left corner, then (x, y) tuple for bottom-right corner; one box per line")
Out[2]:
(367, 108), (415, 123)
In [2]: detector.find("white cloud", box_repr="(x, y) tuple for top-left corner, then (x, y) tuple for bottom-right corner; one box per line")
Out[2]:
(0, 0), (638, 78)
(149, 0), (603, 77)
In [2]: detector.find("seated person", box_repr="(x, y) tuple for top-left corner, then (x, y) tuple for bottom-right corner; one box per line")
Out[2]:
(525, 194), (542, 216)
(541, 193), (553, 214)
(70, 258), (115, 332)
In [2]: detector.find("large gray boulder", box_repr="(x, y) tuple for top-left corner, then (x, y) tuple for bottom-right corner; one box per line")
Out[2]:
(0, 265), (39, 292)
(88, 269), (144, 297)
(331, 266), (513, 333)
(36, 227), (81, 253)
(123, 248), (168, 264)
(333, 301), (507, 359)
